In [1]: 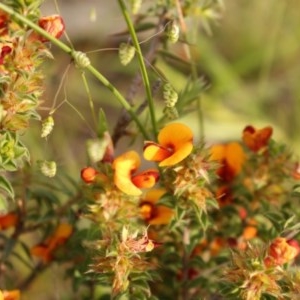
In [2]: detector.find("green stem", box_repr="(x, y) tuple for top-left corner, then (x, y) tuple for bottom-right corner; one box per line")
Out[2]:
(174, 0), (204, 139)
(0, 3), (149, 140)
(86, 65), (149, 139)
(117, 0), (158, 138)
(81, 72), (98, 130)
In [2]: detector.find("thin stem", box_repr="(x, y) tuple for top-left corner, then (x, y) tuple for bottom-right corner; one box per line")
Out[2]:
(81, 72), (98, 130)
(174, 0), (198, 80)
(117, 0), (158, 138)
(86, 65), (149, 139)
(18, 262), (46, 291)
(174, 0), (204, 139)
(0, 3), (149, 140)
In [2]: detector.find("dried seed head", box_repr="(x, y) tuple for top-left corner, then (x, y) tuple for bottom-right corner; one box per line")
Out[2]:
(163, 106), (179, 120)
(119, 43), (135, 66)
(163, 83), (178, 107)
(41, 115), (54, 138)
(73, 51), (91, 68)
(130, 0), (142, 15)
(166, 20), (180, 44)
(38, 160), (57, 177)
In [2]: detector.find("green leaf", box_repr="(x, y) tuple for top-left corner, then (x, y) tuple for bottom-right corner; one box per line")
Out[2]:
(97, 108), (108, 137)
(0, 175), (14, 199)
(0, 194), (8, 214)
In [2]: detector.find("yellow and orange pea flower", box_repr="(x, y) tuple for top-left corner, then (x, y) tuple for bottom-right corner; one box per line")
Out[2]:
(143, 123), (194, 167)
(29, 14), (65, 43)
(139, 189), (173, 225)
(264, 237), (299, 267)
(210, 142), (245, 182)
(0, 289), (20, 300)
(31, 223), (73, 263)
(242, 125), (273, 152)
(113, 150), (159, 196)
(0, 212), (18, 230)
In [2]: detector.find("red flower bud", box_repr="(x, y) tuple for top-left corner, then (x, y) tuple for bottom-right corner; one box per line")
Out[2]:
(81, 167), (98, 183)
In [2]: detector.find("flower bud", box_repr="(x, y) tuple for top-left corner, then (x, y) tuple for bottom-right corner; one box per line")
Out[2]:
(81, 167), (98, 184)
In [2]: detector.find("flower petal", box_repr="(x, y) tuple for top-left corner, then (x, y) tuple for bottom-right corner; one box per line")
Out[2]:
(0, 213), (18, 230)
(131, 169), (159, 189)
(149, 206), (174, 225)
(140, 189), (173, 225)
(31, 245), (51, 263)
(143, 142), (171, 162)
(142, 188), (166, 204)
(210, 144), (226, 161)
(53, 223), (73, 240)
(242, 125), (273, 152)
(144, 123), (194, 166)
(225, 142), (245, 176)
(2, 290), (21, 300)
(39, 15), (65, 41)
(47, 223), (73, 252)
(158, 123), (193, 166)
(159, 142), (193, 167)
(113, 150), (142, 195)
(210, 142), (245, 181)
(158, 123), (193, 149)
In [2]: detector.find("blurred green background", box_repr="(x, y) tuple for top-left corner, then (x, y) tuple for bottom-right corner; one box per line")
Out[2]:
(19, 0), (300, 298)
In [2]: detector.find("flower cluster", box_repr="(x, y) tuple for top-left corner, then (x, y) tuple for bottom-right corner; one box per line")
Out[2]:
(225, 237), (299, 300)
(0, 2), (65, 207)
(80, 122), (218, 295)
(0, 9), (64, 132)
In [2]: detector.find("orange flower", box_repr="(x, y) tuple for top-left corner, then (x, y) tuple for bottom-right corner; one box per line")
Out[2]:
(210, 142), (245, 182)
(0, 213), (18, 230)
(30, 15), (65, 43)
(264, 237), (298, 267)
(143, 123), (193, 167)
(31, 223), (73, 263)
(242, 125), (273, 152)
(0, 289), (20, 300)
(113, 151), (159, 196)
(140, 189), (173, 225)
